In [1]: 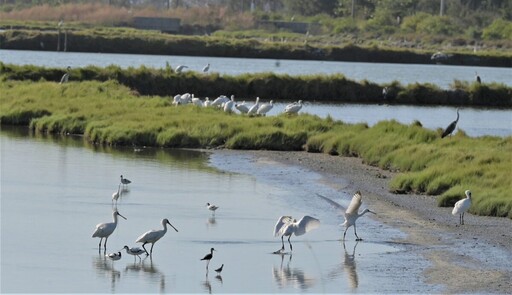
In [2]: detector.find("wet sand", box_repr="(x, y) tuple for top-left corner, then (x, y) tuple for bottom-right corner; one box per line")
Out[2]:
(216, 150), (512, 294)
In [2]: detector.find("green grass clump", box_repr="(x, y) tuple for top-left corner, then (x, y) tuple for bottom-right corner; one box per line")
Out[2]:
(1, 79), (511, 218)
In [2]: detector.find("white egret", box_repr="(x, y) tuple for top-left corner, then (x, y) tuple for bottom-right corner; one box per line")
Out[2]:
(59, 66), (71, 84)
(273, 215), (320, 253)
(112, 184), (121, 204)
(120, 175), (131, 187)
(206, 203), (219, 215)
(203, 63), (210, 73)
(92, 210), (127, 251)
(342, 191), (375, 241)
(235, 101), (249, 114)
(175, 65), (187, 73)
(452, 190), (472, 225)
(200, 248), (215, 270)
(122, 245), (145, 261)
(215, 264), (224, 275)
(135, 218), (178, 256)
(106, 252), (122, 261)
(441, 108), (460, 138)
(257, 100), (274, 116)
(284, 100), (303, 114)
(247, 97), (260, 115)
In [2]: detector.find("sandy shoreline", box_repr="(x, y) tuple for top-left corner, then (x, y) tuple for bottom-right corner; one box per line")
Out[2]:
(214, 149), (512, 294)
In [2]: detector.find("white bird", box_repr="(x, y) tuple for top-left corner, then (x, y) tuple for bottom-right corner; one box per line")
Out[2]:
(106, 251), (122, 261)
(112, 184), (121, 204)
(206, 203), (219, 215)
(257, 100), (274, 116)
(120, 175), (131, 187)
(175, 65), (187, 73)
(135, 218), (178, 256)
(122, 245), (145, 261)
(203, 63), (210, 73)
(247, 97), (260, 116)
(59, 66), (71, 84)
(92, 210), (127, 251)
(235, 101), (249, 114)
(342, 191), (375, 241)
(211, 95), (230, 108)
(284, 100), (303, 114)
(223, 95), (235, 113)
(273, 215), (320, 253)
(203, 97), (212, 107)
(200, 247), (215, 270)
(191, 95), (203, 106)
(452, 190), (472, 225)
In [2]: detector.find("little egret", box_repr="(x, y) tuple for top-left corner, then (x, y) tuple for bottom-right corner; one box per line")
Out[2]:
(92, 210), (127, 251)
(273, 215), (320, 253)
(59, 66), (71, 84)
(206, 203), (219, 215)
(136, 218), (178, 256)
(247, 97), (260, 116)
(120, 175), (131, 187)
(214, 264), (224, 275)
(106, 252), (122, 261)
(441, 108), (460, 138)
(342, 191), (375, 241)
(203, 63), (210, 73)
(200, 248), (215, 270)
(284, 100), (303, 114)
(112, 184), (121, 205)
(257, 100), (274, 116)
(122, 245), (145, 261)
(452, 190), (472, 225)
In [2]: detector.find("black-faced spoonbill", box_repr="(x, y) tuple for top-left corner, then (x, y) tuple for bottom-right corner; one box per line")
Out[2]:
(136, 218), (178, 256)
(257, 100), (274, 116)
(92, 210), (127, 251)
(284, 100), (303, 114)
(112, 184), (121, 205)
(452, 190), (472, 225)
(200, 248), (215, 270)
(206, 203), (219, 215)
(120, 175), (131, 187)
(441, 108), (460, 138)
(247, 97), (260, 115)
(273, 215), (320, 253)
(342, 191), (375, 241)
(106, 251), (122, 261)
(122, 245), (145, 261)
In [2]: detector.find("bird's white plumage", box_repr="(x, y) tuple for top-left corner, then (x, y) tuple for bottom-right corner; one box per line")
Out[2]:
(207, 202), (219, 212)
(136, 218), (178, 244)
(123, 245), (145, 257)
(106, 252), (122, 260)
(284, 100), (303, 114)
(257, 100), (274, 115)
(175, 65), (187, 73)
(235, 101), (249, 113)
(247, 97), (260, 115)
(345, 191), (363, 216)
(274, 215), (320, 237)
(92, 210), (126, 238)
(112, 184), (121, 203)
(452, 190), (472, 215)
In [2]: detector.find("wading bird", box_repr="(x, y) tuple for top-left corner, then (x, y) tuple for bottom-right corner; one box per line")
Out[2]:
(120, 175), (131, 187)
(59, 66), (71, 84)
(214, 264), (224, 275)
(257, 100), (274, 116)
(203, 63), (210, 73)
(273, 215), (320, 253)
(452, 190), (472, 225)
(206, 203), (219, 215)
(136, 218), (178, 256)
(175, 65), (187, 73)
(122, 245), (145, 261)
(200, 248), (215, 270)
(92, 210), (127, 251)
(441, 108), (460, 138)
(112, 184), (121, 205)
(284, 100), (303, 114)
(106, 252), (122, 261)
(341, 191), (375, 241)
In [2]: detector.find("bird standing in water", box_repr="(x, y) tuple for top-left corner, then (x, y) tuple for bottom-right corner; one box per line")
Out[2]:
(273, 215), (320, 253)
(201, 248), (216, 271)
(341, 191), (375, 241)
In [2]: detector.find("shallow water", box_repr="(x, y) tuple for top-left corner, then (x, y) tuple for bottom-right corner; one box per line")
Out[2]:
(1, 127), (440, 293)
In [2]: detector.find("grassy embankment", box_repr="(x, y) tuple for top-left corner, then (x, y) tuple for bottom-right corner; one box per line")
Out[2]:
(1, 28), (512, 68)
(2, 63), (511, 107)
(0, 79), (510, 218)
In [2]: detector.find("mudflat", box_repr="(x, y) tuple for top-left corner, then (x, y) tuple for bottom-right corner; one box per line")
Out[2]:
(219, 149), (512, 294)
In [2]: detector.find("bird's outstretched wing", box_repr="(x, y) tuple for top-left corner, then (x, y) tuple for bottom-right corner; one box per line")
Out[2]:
(345, 191), (363, 215)
(274, 216), (293, 237)
(316, 193), (346, 213)
(294, 216), (320, 236)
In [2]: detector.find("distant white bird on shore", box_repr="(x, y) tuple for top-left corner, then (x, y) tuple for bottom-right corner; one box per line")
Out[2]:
(59, 66), (71, 84)
(452, 190), (472, 225)
(206, 203), (219, 215)
(273, 215), (320, 253)
(257, 100), (274, 116)
(223, 95), (235, 113)
(92, 210), (127, 251)
(175, 65), (188, 73)
(235, 101), (249, 114)
(203, 97), (211, 107)
(342, 191), (375, 241)
(136, 218), (178, 256)
(284, 100), (303, 114)
(247, 97), (260, 116)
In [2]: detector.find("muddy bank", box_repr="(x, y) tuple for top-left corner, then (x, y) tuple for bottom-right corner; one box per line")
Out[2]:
(215, 149), (512, 293)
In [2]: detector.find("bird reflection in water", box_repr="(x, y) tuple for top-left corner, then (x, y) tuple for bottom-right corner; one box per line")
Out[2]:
(202, 273), (212, 294)
(206, 216), (217, 228)
(124, 256), (166, 293)
(93, 253), (121, 293)
(272, 253), (315, 290)
(343, 241), (359, 289)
